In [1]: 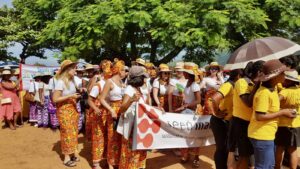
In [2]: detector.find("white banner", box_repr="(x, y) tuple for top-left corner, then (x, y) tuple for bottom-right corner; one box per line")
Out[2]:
(20, 64), (59, 90)
(130, 103), (215, 150)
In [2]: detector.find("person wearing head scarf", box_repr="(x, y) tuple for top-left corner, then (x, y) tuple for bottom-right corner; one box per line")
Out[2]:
(99, 59), (127, 169)
(118, 66), (148, 169)
(88, 60), (112, 169)
(52, 60), (81, 167)
(152, 64), (171, 112)
(274, 70), (300, 169)
(248, 60), (296, 169)
(0, 70), (21, 130)
(174, 62), (202, 168)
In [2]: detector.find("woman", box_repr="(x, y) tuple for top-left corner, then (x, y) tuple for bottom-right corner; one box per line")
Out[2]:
(248, 59), (296, 169)
(227, 60), (264, 169)
(119, 65), (148, 169)
(28, 74), (43, 127)
(152, 64), (171, 111)
(53, 60), (81, 167)
(174, 62), (201, 168)
(48, 71), (59, 129)
(208, 69), (243, 169)
(0, 70), (21, 130)
(200, 62), (224, 115)
(100, 59), (126, 169)
(37, 73), (52, 127)
(168, 62), (187, 113)
(275, 70), (300, 169)
(88, 60), (112, 169)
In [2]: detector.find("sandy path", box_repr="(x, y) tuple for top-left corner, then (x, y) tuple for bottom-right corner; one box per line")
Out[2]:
(0, 123), (216, 169)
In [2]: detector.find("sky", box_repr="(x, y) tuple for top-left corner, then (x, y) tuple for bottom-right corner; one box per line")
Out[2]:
(1, 0), (60, 66)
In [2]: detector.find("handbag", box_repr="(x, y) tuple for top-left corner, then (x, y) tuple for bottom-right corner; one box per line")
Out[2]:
(24, 91), (35, 102)
(1, 97), (12, 105)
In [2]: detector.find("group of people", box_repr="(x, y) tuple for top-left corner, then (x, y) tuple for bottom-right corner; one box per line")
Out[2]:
(0, 55), (300, 169)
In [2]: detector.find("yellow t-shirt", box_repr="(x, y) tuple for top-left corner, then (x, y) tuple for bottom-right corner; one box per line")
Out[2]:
(278, 87), (300, 128)
(248, 86), (280, 140)
(232, 78), (254, 121)
(218, 82), (234, 120)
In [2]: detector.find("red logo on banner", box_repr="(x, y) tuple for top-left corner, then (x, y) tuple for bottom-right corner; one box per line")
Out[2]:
(136, 104), (161, 147)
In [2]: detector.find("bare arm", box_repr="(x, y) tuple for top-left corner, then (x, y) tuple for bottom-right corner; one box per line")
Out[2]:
(87, 76), (97, 93)
(153, 87), (161, 107)
(88, 95), (101, 114)
(52, 90), (80, 103)
(119, 94), (133, 114)
(209, 92), (225, 117)
(255, 109), (296, 121)
(99, 80), (116, 118)
(240, 83), (260, 107)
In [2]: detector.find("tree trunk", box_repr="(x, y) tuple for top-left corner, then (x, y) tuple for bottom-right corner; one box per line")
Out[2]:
(156, 46), (184, 65)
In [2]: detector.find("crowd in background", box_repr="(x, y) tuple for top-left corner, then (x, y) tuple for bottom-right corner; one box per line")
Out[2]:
(0, 55), (300, 169)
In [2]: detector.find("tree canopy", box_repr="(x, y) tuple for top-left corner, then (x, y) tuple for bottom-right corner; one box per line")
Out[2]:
(0, 0), (299, 65)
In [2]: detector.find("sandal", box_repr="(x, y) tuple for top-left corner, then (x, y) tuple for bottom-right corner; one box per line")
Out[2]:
(64, 160), (76, 167)
(192, 159), (200, 168)
(71, 156), (80, 162)
(180, 157), (189, 164)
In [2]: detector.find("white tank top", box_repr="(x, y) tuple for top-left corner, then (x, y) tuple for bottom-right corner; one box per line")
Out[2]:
(109, 79), (124, 101)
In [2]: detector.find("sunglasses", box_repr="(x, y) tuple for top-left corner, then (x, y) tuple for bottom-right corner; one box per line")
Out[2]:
(210, 67), (219, 71)
(162, 72), (171, 75)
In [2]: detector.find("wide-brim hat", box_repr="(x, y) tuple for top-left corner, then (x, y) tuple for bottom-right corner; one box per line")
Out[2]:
(2, 70), (12, 75)
(135, 58), (146, 66)
(3, 66), (11, 70)
(60, 60), (78, 74)
(179, 62), (198, 75)
(84, 64), (95, 70)
(145, 62), (155, 69)
(205, 62), (223, 71)
(258, 59), (290, 82)
(13, 68), (20, 75)
(159, 64), (172, 72)
(128, 66), (149, 79)
(284, 70), (300, 83)
(34, 73), (43, 79)
(174, 61), (184, 70)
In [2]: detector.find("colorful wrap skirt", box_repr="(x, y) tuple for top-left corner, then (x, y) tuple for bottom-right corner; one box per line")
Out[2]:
(203, 89), (217, 115)
(107, 100), (123, 166)
(56, 99), (79, 155)
(29, 102), (41, 123)
(37, 96), (50, 127)
(91, 106), (108, 163)
(119, 137), (147, 169)
(76, 102), (84, 132)
(159, 95), (169, 112)
(172, 95), (183, 112)
(48, 98), (59, 128)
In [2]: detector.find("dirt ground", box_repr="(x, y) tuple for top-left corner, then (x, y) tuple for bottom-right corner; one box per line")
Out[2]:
(0, 123), (216, 169)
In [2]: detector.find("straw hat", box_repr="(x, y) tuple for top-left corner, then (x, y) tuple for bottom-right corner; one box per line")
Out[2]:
(159, 64), (171, 72)
(259, 59), (289, 82)
(136, 58), (146, 66)
(84, 64), (94, 70)
(284, 70), (300, 83)
(3, 66), (11, 70)
(13, 68), (20, 75)
(205, 62), (223, 71)
(145, 62), (154, 69)
(60, 60), (78, 74)
(174, 62), (184, 70)
(181, 62), (199, 75)
(2, 70), (12, 75)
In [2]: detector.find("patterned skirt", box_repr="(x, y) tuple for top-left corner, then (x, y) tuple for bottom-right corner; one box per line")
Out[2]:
(56, 99), (79, 155)
(91, 106), (108, 163)
(38, 96), (50, 127)
(76, 102), (84, 132)
(29, 102), (41, 123)
(48, 98), (59, 128)
(159, 95), (169, 112)
(203, 89), (217, 115)
(107, 100), (123, 166)
(119, 137), (147, 169)
(172, 95), (184, 112)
